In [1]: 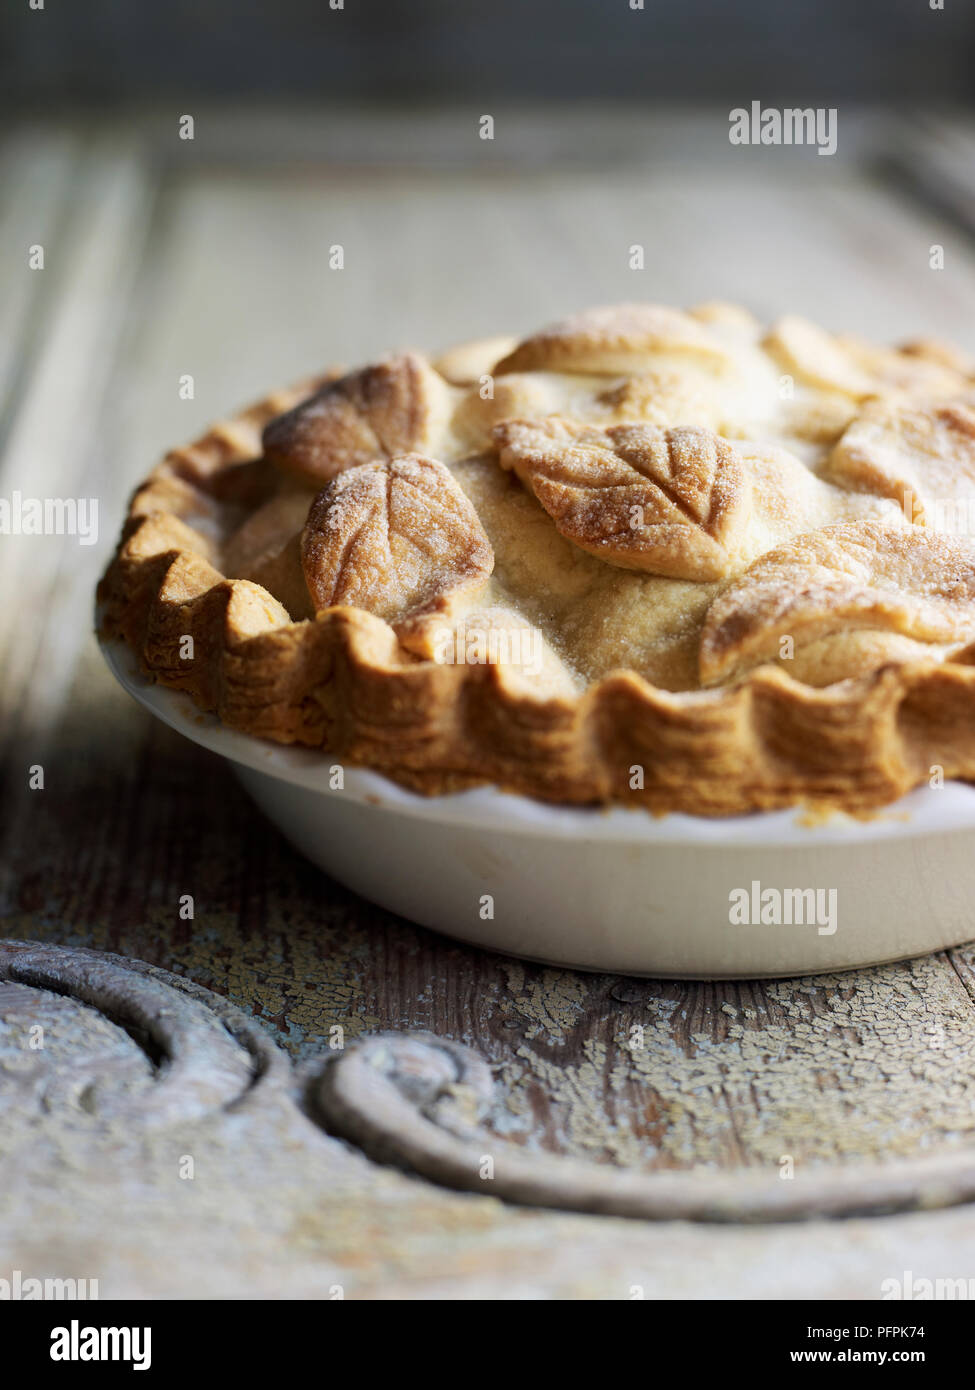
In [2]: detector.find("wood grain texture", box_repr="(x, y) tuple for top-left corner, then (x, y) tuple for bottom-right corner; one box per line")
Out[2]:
(317, 1029), (975, 1221)
(3, 109), (975, 1296)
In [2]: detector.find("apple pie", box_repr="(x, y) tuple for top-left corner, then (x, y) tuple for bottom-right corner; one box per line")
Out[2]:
(98, 302), (975, 815)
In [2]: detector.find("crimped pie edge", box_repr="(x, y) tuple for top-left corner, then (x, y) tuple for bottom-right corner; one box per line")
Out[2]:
(97, 377), (975, 818)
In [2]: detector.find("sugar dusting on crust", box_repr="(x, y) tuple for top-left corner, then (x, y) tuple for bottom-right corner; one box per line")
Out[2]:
(300, 453), (494, 652)
(494, 418), (751, 582)
(700, 521), (975, 686)
(98, 302), (975, 815)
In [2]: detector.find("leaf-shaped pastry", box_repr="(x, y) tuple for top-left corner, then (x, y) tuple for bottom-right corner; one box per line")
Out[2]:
(826, 401), (975, 530)
(898, 336), (974, 378)
(222, 489), (315, 578)
(763, 316), (877, 398)
(454, 367), (720, 456)
(841, 339), (970, 397)
(592, 372), (718, 428)
(699, 520), (975, 685)
(222, 489), (318, 621)
(263, 353), (456, 488)
(494, 303), (733, 376)
(432, 335), (519, 384)
(300, 453), (494, 652)
(494, 418), (751, 579)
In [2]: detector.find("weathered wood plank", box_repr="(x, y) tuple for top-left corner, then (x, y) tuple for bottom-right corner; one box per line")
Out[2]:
(0, 133), (154, 748)
(0, 130), (83, 429)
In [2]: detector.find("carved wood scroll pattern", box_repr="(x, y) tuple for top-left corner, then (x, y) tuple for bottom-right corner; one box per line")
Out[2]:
(315, 1031), (975, 1223)
(0, 940), (291, 1127)
(5, 942), (975, 1224)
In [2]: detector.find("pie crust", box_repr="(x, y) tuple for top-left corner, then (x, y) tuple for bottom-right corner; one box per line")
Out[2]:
(98, 303), (975, 816)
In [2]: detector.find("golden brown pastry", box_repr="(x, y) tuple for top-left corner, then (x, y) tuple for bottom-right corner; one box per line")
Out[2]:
(99, 302), (975, 816)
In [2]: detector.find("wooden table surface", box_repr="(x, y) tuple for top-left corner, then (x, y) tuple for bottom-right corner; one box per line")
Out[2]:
(3, 106), (975, 1298)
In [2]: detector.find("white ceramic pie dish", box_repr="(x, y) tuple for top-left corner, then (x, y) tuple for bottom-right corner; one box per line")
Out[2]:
(99, 636), (975, 978)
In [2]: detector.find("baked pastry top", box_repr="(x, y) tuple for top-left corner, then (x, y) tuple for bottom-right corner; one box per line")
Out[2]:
(99, 302), (975, 815)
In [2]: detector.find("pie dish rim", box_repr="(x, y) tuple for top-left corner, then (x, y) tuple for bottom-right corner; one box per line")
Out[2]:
(99, 631), (975, 849)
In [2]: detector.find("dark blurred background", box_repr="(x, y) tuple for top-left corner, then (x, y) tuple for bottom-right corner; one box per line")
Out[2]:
(2, 0), (974, 108)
